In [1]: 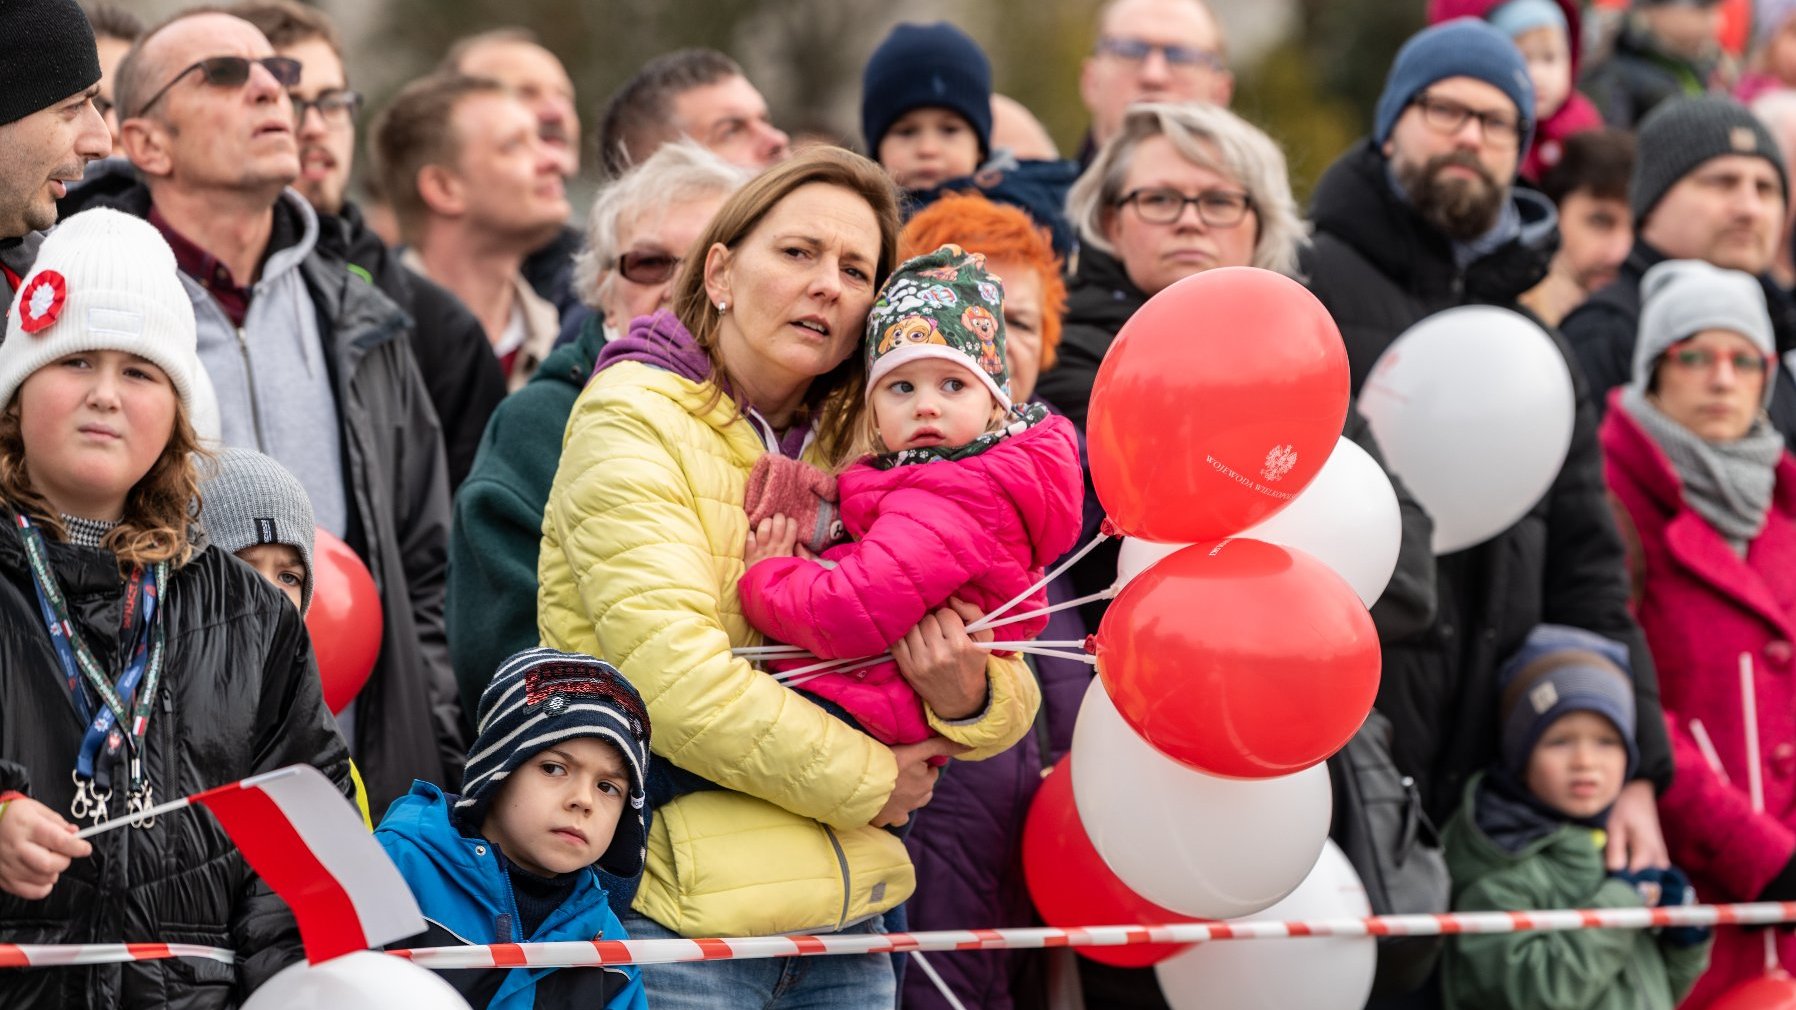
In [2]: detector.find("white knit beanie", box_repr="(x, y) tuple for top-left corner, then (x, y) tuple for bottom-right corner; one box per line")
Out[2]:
(0, 208), (200, 414)
(1634, 259), (1777, 407)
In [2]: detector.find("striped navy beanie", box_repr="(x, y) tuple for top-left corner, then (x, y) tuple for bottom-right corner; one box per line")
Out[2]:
(456, 648), (652, 878)
(1497, 624), (1638, 781)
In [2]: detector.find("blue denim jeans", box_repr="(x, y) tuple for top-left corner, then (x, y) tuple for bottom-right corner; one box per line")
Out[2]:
(616, 908), (897, 1009)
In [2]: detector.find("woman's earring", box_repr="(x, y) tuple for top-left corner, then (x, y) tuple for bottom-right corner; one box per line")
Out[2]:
(716, 300), (729, 313)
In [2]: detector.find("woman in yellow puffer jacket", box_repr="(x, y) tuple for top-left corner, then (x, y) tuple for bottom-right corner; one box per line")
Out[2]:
(538, 147), (1042, 1007)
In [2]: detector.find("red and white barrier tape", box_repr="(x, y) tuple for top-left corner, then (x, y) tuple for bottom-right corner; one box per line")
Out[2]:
(9, 901), (1794, 970)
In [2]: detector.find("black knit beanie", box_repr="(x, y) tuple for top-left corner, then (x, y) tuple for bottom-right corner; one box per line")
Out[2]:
(861, 21), (993, 161)
(0, 0), (100, 127)
(1632, 96), (1788, 222)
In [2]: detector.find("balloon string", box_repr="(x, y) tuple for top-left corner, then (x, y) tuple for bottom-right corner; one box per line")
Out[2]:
(978, 588), (1116, 633)
(910, 952), (970, 1010)
(966, 529), (1114, 635)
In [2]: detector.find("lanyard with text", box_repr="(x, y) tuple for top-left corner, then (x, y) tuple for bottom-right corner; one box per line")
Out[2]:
(14, 515), (169, 828)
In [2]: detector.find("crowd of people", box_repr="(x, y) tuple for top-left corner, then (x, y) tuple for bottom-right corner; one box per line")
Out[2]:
(2, 0), (1795, 1007)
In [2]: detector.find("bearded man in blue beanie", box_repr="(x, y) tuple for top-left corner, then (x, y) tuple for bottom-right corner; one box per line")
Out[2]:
(1302, 18), (1675, 905)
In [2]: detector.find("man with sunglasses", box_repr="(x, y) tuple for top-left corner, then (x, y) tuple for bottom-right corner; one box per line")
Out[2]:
(1562, 96), (1796, 446)
(375, 74), (571, 392)
(71, 9), (466, 823)
(0, 0), (109, 298)
(1077, 0), (1232, 163)
(1302, 18), (1678, 926)
(233, 0), (504, 491)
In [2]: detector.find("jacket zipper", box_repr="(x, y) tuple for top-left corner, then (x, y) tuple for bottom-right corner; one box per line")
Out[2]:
(823, 824), (851, 932)
(235, 326), (268, 451)
(498, 857), (521, 941)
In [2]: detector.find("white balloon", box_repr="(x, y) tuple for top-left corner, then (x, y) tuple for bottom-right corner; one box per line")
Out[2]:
(1358, 305), (1574, 554)
(244, 951), (472, 1010)
(1240, 437), (1400, 607)
(1071, 680), (1332, 919)
(1114, 537), (1187, 590)
(1155, 841), (1376, 1010)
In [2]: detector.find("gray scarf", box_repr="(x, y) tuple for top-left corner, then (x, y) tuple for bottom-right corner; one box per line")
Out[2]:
(1622, 387), (1783, 554)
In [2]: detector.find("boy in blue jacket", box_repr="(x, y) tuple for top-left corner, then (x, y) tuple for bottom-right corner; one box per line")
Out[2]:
(376, 648), (651, 1009)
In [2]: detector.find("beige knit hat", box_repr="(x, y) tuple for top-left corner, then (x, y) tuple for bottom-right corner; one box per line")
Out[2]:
(0, 208), (199, 414)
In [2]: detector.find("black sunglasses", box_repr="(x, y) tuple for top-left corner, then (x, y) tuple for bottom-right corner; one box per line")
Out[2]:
(617, 249), (682, 285)
(132, 56), (303, 118)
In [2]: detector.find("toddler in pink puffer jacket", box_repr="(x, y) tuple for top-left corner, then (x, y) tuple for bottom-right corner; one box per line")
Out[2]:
(738, 244), (1083, 745)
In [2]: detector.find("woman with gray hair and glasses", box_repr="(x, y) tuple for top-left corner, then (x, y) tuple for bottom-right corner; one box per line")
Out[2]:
(446, 141), (746, 714)
(1037, 101), (1307, 432)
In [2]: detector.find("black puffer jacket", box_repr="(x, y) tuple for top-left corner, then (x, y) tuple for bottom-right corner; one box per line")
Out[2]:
(0, 515), (352, 1009)
(1033, 243), (1439, 643)
(315, 202), (506, 492)
(1304, 139), (1673, 821)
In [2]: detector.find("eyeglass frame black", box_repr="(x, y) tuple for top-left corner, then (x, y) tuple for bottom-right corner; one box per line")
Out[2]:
(291, 89), (364, 127)
(1114, 186), (1256, 228)
(616, 249), (684, 285)
(1407, 91), (1526, 146)
(131, 55), (303, 119)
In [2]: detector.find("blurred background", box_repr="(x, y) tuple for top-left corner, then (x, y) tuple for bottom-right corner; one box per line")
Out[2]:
(125, 0), (1426, 203)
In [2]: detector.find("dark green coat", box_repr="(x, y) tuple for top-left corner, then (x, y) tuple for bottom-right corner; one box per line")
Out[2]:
(446, 314), (604, 713)
(1442, 775), (1710, 1010)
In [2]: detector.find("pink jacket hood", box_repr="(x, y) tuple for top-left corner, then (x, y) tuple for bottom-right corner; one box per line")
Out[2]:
(739, 414), (1084, 743)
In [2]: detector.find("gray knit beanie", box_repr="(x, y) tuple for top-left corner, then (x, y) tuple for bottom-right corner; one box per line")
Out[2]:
(1634, 260), (1777, 406)
(198, 448), (317, 613)
(1632, 96), (1788, 222)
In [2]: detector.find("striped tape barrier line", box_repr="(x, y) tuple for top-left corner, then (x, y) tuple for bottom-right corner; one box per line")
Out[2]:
(8, 901), (1795, 969)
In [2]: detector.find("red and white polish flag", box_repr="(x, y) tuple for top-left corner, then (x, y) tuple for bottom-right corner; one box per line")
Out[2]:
(193, 765), (424, 964)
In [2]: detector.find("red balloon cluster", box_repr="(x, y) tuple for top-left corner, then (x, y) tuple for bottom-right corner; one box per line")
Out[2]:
(1086, 267), (1349, 544)
(1022, 758), (1195, 967)
(305, 529), (383, 714)
(1095, 538), (1381, 778)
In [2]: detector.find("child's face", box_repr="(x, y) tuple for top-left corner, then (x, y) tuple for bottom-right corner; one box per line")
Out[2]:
(17, 350), (176, 521)
(878, 107), (981, 191)
(1525, 710), (1628, 820)
(237, 543), (307, 612)
(1512, 25), (1571, 122)
(873, 357), (997, 452)
(480, 736), (630, 877)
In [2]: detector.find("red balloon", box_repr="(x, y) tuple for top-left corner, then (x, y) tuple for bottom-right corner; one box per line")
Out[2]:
(1087, 267), (1349, 543)
(305, 528), (383, 714)
(1022, 757), (1196, 967)
(1711, 974), (1796, 1010)
(1095, 538), (1380, 778)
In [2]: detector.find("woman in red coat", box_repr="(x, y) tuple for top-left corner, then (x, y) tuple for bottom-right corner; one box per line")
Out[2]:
(1603, 259), (1796, 1007)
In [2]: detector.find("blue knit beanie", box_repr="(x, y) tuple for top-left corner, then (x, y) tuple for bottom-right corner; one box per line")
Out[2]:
(1497, 625), (1639, 781)
(456, 648), (653, 878)
(1487, 0), (1568, 39)
(861, 21), (993, 161)
(1373, 18), (1536, 152)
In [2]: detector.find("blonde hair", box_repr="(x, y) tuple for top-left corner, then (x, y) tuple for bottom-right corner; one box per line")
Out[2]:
(0, 398), (206, 569)
(1066, 102), (1308, 276)
(670, 146), (901, 466)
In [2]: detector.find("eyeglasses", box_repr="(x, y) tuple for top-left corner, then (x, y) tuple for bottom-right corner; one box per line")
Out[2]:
(617, 249), (683, 285)
(1409, 92), (1524, 147)
(1116, 186), (1254, 227)
(292, 90), (363, 128)
(132, 55), (303, 118)
(1664, 346), (1771, 374)
(1094, 36), (1226, 73)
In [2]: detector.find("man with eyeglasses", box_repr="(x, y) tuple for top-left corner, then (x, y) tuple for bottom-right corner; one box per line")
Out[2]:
(0, 0), (109, 297)
(374, 75), (571, 393)
(69, 9), (466, 821)
(1078, 0), (1232, 161)
(233, 0), (504, 491)
(1304, 18), (1677, 906)
(1562, 96), (1796, 446)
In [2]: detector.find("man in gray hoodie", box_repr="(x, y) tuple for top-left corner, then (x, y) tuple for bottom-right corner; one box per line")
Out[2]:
(78, 8), (466, 812)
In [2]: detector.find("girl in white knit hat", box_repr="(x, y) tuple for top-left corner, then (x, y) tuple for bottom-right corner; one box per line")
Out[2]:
(0, 208), (352, 1007)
